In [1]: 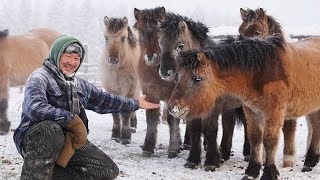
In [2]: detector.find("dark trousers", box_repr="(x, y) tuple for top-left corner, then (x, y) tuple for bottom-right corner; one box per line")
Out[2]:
(21, 120), (119, 180)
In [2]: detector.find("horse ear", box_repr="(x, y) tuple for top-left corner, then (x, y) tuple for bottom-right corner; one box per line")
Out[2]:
(256, 8), (267, 20)
(179, 21), (187, 31)
(104, 16), (109, 26)
(197, 52), (206, 63)
(158, 7), (166, 22)
(123, 17), (128, 25)
(134, 8), (140, 21)
(240, 8), (248, 20)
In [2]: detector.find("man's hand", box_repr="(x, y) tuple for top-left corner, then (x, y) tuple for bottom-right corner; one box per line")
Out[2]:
(138, 94), (160, 109)
(66, 115), (87, 149)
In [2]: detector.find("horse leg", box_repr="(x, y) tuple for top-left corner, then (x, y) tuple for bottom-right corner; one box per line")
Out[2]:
(243, 106), (264, 180)
(282, 119), (296, 167)
(261, 110), (284, 180)
(242, 113), (251, 162)
(184, 118), (202, 169)
(130, 112), (137, 133)
(111, 113), (121, 143)
(302, 112), (320, 172)
(220, 109), (236, 161)
(120, 112), (132, 145)
(203, 112), (220, 172)
(0, 81), (10, 135)
(167, 113), (182, 158)
(183, 121), (191, 150)
(142, 108), (160, 157)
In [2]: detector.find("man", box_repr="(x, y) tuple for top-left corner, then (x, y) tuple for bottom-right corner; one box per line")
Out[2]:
(13, 35), (160, 180)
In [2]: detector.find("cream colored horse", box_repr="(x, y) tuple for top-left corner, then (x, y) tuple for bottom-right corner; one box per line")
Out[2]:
(0, 28), (61, 135)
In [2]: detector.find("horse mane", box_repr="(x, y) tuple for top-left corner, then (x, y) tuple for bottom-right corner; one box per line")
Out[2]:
(179, 35), (285, 72)
(133, 6), (165, 28)
(160, 13), (210, 42)
(267, 15), (283, 36)
(106, 18), (137, 48)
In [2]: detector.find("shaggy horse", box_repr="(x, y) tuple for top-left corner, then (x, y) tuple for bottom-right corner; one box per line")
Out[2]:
(0, 28), (61, 135)
(100, 16), (140, 144)
(158, 13), (248, 170)
(239, 7), (300, 168)
(134, 7), (183, 158)
(168, 35), (320, 179)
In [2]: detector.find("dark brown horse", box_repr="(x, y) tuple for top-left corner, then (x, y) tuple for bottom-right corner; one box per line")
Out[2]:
(100, 16), (140, 144)
(0, 28), (61, 135)
(239, 7), (299, 168)
(168, 35), (320, 179)
(158, 13), (247, 171)
(134, 7), (182, 158)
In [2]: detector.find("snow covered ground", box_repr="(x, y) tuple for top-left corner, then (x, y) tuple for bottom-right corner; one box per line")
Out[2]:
(1, 87), (320, 180)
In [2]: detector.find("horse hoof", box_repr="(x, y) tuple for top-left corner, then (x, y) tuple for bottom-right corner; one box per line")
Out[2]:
(241, 175), (256, 180)
(302, 166), (313, 172)
(122, 139), (131, 145)
(111, 137), (121, 143)
(130, 127), (136, 133)
(0, 121), (11, 135)
(184, 161), (198, 169)
(283, 161), (293, 168)
(204, 165), (216, 172)
(141, 151), (153, 157)
(244, 155), (250, 162)
(168, 151), (178, 159)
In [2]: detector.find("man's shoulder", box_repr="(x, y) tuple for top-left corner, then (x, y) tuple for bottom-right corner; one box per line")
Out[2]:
(28, 67), (50, 82)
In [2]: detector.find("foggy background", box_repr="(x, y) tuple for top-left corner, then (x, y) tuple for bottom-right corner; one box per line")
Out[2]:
(0, 0), (319, 64)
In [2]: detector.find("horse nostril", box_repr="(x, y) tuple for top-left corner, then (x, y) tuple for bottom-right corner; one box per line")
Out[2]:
(167, 70), (173, 77)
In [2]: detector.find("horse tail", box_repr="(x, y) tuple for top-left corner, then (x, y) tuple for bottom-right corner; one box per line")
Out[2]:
(235, 106), (245, 127)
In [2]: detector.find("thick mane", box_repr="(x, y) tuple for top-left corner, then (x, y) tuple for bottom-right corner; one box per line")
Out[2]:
(267, 15), (283, 36)
(160, 13), (210, 41)
(107, 18), (137, 48)
(179, 35), (285, 72)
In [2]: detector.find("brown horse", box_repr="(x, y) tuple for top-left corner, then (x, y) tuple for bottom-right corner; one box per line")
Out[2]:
(0, 28), (61, 135)
(239, 7), (299, 168)
(134, 7), (183, 158)
(100, 16), (140, 144)
(158, 13), (247, 171)
(168, 35), (320, 179)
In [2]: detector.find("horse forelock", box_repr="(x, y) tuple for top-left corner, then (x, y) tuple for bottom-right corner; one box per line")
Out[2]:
(160, 13), (209, 42)
(201, 35), (285, 72)
(107, 18), (126, 34)
(178, 50), (202, 71)
(135, 7), (164, 28)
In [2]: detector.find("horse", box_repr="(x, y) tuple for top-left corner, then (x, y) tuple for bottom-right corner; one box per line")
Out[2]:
(167, 35), (320, 179)
(100, 16), (140, 144)
(134, 7), (183, 158)
(158, 12), (248, 171)
(0, 28), (61, 135)
(239, 7), (300, 168)
(239, 7), (283, 37)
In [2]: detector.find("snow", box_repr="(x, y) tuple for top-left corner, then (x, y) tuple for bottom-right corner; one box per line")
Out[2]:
(1, 0), (320, 179)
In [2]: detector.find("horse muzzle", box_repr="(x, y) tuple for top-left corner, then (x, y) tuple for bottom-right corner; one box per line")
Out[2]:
(168, 105), (189, 119)
(108, 56), (119, 64)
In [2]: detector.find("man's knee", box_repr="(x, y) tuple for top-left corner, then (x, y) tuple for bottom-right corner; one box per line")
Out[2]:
(23, 120), (64, 157)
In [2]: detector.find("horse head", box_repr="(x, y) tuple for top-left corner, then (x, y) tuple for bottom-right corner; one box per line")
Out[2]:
(239, 8), (269, 37)
(103, 16), (137, 66)
(134, 7), (166, 67)
(158, 13), (212, 81)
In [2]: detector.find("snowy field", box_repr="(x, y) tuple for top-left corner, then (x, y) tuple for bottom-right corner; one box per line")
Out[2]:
(1, 87), (320, 180)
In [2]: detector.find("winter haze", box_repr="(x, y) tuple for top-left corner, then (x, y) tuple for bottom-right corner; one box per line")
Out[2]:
(1, 0), (320, 179)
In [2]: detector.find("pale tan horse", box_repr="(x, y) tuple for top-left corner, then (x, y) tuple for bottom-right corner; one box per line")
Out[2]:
(0, 28), (61, 135)
(100, 16), (140, 144)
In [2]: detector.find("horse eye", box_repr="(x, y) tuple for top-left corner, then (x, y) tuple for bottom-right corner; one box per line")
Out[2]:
(177, 43), (184, 50)
(105, 36), (109, 43)
(121, 36), (125, 42)
(192, 76), (203, 86)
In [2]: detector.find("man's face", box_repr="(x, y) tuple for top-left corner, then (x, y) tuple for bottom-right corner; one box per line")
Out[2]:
(59, 53), (81, 76)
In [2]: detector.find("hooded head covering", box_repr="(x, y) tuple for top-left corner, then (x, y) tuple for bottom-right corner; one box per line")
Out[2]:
(48, 35), (85, 71)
